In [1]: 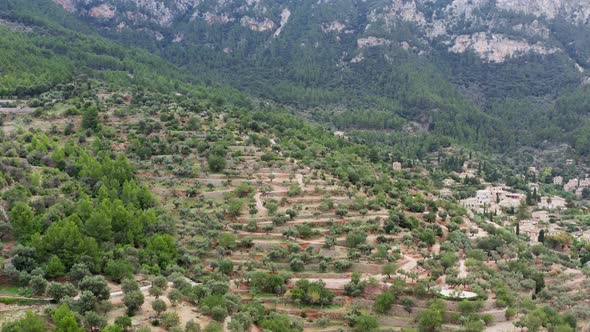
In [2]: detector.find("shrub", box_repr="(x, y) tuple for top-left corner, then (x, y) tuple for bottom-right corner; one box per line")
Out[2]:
(29, 275), (48, 295)
(373, 291), (395, 313)
(290, 279), (334, 306)
(185, 319), (201, 332)
(505, 307), (517, 320)
(208, 156), (226, 172)
(210, 306), (228, 322)
(122, 290), (144, 314)
(161, 311), (180, 329)
(152, 299), (167, 317)
(203, 321), (223, 332)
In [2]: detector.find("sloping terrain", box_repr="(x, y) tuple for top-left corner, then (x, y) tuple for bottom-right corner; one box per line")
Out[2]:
(0, 4), (589, 331)
(1, 78), (588, 332)
(3, 0), (590, 159)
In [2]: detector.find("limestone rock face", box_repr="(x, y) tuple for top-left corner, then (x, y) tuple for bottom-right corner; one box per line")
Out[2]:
(53, 0), (590, 63)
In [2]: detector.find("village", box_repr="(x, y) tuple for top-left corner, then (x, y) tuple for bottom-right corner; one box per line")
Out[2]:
(455, 162), (590, 246)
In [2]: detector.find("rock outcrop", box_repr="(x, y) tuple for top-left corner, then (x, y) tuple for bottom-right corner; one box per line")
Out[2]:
(53, 0), (590, 63)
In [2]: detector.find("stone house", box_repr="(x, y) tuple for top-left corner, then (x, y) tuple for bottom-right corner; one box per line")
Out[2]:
(538, 196), (567, 210)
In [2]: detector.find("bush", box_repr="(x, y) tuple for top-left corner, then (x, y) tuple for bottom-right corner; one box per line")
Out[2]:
(185, 319), (201, 332)
(46, 282), (77, 302)
(505, 307), (517, 320)
(79, 276), (110, 300)
(152, 299), (167, 317)
(114, 316), (132, 330)
(161, 311), (180, 329)
(68, 263), (91, 284)
(203, 321), (223, 332)
(208, 156), (226, 172)
(105, 260), (134, 282)
(260, 313), (302, 332)
(122, 290), (144, 314)
(373, 291), (395, 313)
(333, 260), (352, 272)
(316, 317), (330, 327)
(248, 271), (288, 295)
(351, 314), (378, 332)
(289, 258), (305, 272)
(290, 279), (334, 306)
(29, 275), (48, 295)
(344, 272), (366, 297)
(210, 306), (228, 322)
(0, 310), (47, 331)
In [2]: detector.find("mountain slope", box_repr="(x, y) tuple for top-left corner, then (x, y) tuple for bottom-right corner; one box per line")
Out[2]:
(33, 0), (590, 156)
(2, 0), (590, 158)
(0, 0), (251, 108)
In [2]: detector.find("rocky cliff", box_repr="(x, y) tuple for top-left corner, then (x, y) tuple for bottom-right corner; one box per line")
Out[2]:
(54, 0), (590, 65)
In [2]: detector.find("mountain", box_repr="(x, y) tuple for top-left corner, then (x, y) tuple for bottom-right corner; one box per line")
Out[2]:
(34, 0), (590, 157)
(52, 0), (590, 67)
(48, 0), (590, 92)
(2, 0), (590, 158)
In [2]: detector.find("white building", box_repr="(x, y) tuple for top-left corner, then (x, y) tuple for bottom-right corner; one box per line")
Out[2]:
(461, 185), (525, 214)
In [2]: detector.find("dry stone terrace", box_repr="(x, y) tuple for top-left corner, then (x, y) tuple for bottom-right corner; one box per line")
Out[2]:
(96, 96), (522, 329)
(2, 89), (588, 332)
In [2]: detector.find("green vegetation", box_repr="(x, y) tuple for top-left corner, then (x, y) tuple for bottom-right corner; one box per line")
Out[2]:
(0, 1), (589, 332)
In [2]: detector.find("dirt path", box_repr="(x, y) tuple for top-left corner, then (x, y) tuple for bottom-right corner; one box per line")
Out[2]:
(399, 256), (418, 273)
(484, 320), (517, 332)
(0, 205), (8, 223)
(296, 174), (304, 190)
(458, 260), (467, 278)
(432, 242), (440, 255)
(254, 193), (268, 216)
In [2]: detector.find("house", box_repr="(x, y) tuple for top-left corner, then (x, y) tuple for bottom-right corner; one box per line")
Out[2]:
(564, 179), (578, 193)
(564, 177), (590, 196)
(553, 176), (563, 186)
(538, 196), (567, 210)
(460, 184), (524, 214)
(532, 211), (549, 222)
(392, 162), (402, 170)
(439, 188), (452, 197)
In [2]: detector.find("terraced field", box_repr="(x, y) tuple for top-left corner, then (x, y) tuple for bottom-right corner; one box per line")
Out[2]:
(97, 91), (524, 330)
(1, 85), (588, 332)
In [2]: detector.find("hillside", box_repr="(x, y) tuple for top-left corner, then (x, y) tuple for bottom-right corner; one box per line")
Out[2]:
(0, 3), (590, 332)
(16, 0), (590, 157)
(1, 76), (589, 332)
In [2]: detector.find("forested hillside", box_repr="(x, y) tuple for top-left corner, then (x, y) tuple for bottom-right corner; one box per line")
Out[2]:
(7, 0), (589, 158)
(1, 1), (590, 332)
